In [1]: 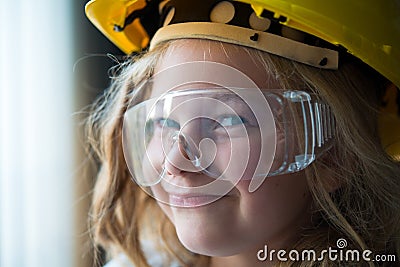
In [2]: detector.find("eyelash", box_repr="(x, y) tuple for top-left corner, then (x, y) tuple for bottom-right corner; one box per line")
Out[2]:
(154, 118), (180, 129)
(151, 114), (251, 134)
(215, 115), (248, 128)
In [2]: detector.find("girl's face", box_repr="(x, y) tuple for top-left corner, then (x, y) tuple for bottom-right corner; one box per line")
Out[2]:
(147, 40), (312, 258)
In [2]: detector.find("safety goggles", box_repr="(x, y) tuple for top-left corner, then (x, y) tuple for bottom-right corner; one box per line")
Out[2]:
(122, 86), (335, 199)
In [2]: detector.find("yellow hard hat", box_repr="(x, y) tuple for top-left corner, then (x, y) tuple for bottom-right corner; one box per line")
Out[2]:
(86, 0), (400, 87)
(85, 0), (400, 159)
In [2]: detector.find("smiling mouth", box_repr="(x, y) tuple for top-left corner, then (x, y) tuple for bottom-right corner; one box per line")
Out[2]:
(168, 193), (229, 207)
(158, 176), (239, 207)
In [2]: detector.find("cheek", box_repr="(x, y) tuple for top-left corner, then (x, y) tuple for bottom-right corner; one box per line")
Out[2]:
(142, 137), (164, 177)
(243, 172), (310, 214)
(235, 172), (312, 242)
(212, 129), (271, 180)
(157, 200), (174, 224)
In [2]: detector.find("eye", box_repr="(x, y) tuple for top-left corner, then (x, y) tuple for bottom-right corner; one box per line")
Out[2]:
(155, 118), (180, 129)
(216, 115), (248, 127)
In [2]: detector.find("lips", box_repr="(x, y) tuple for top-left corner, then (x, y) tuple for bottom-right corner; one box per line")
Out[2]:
(156, 171), (239, 207)
(168, 193), (224, 207)
(161, 180), (237, 207)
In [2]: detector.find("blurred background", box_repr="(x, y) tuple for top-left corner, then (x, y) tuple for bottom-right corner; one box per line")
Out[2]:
(0, 1), (122, 266)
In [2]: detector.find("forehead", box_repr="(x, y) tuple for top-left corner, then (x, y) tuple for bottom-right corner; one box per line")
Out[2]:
(151, 39), (279, 97)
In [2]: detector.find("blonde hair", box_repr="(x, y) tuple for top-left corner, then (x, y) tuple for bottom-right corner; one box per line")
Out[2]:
(86, 40), (400, 266)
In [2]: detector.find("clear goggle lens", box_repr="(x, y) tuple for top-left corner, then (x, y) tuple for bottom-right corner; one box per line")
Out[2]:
(122, 87), (335, 202)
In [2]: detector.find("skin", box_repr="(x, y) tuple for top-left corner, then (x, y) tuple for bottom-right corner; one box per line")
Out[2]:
(147, 40), (312, 266)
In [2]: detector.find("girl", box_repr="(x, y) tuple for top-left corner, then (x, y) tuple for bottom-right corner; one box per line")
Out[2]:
(85, 0), (400, 266)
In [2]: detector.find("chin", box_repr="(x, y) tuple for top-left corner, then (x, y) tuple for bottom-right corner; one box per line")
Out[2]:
(175, 225), (245, 257)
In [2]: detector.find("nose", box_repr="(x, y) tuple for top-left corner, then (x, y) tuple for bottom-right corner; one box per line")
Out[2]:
(164, 132), (201, 176)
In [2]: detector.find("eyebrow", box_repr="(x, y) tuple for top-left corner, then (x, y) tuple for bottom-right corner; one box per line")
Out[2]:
(165, 88), (247, 102)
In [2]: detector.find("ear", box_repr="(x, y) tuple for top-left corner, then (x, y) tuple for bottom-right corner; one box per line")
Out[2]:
(313, 150), (344, 193)
(317, 166), (343, 193)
